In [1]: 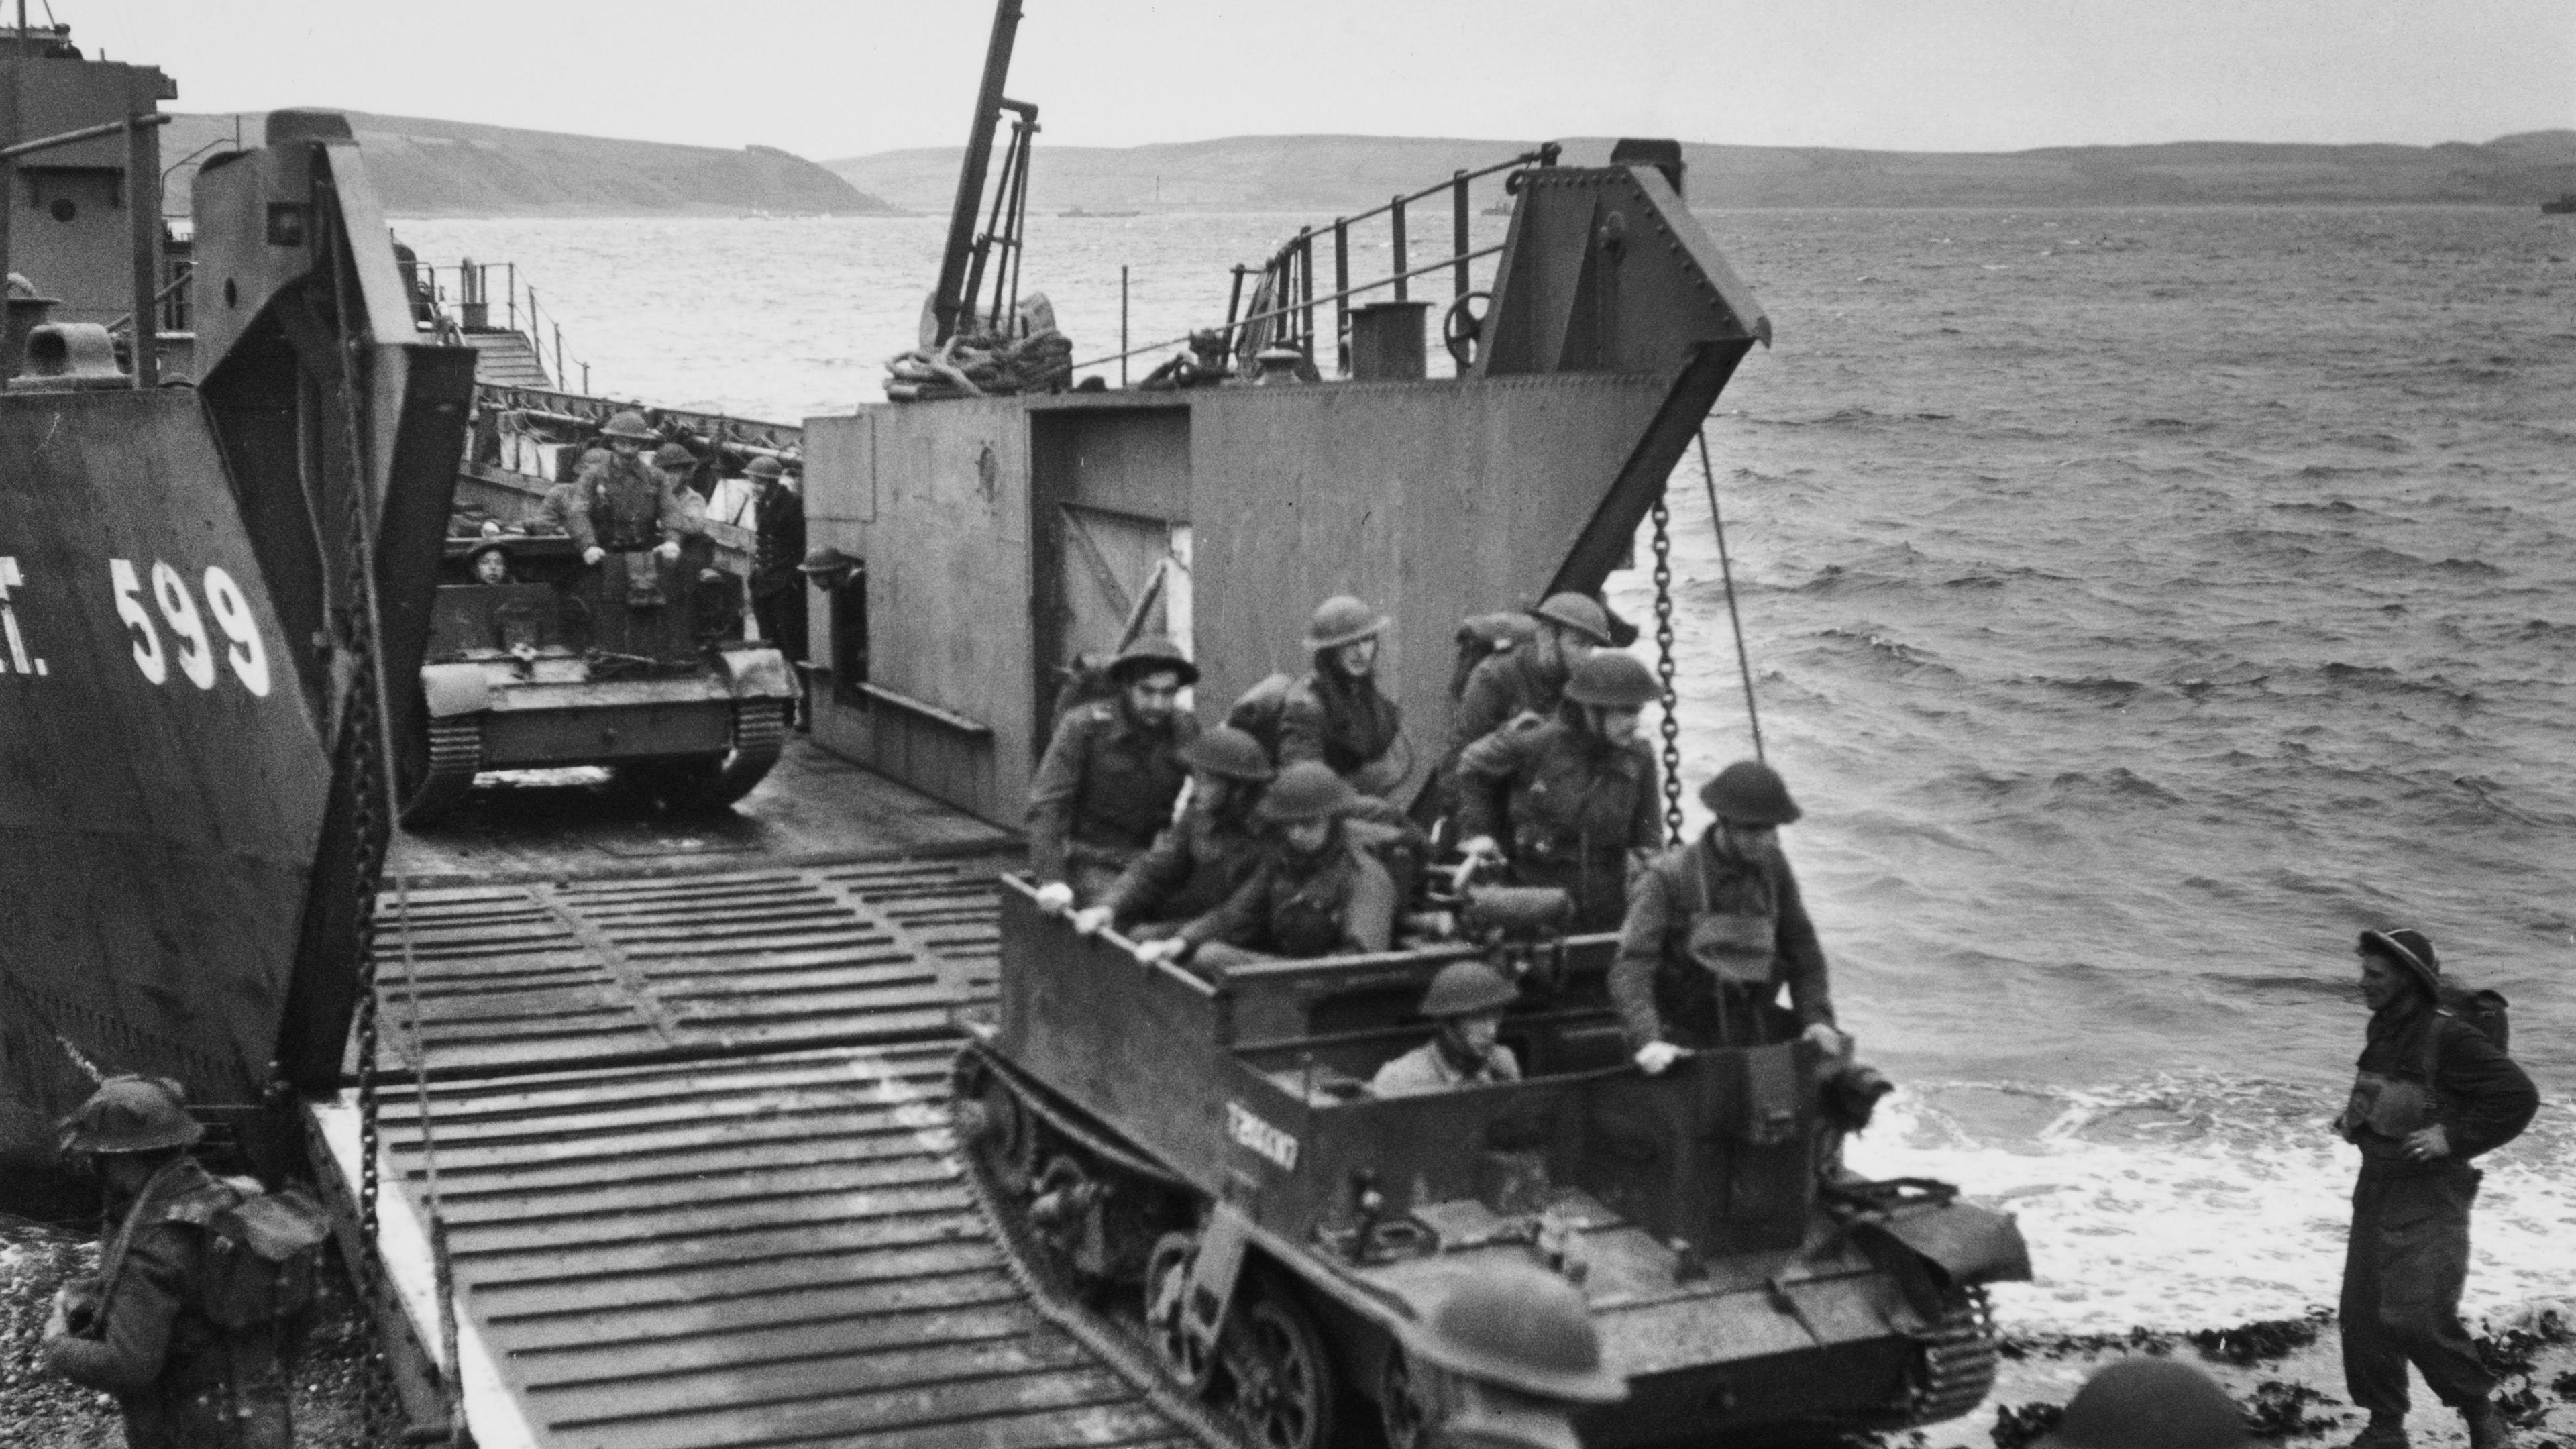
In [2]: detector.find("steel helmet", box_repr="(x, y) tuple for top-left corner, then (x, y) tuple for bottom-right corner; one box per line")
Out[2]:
(1530, 592), (1613, 647)
(651, 441), (696, 469)
(1421, 961), (1519, 1019)
(2358, 928), (2441, 996)
(1400, 1263), (1629, 1404)
(798, 545), (862, 574)
(2033, 1358), (2248, 1449)
(1562, 652), (1658, 709)
(58, 1075), (203, 1155)
(1699, 760), (1801, 826)
(1179, 725), (1276, 782)
(1106, 635), (1201, 687)
(1256, 761), (1356, 824)
(745, 454), (786, 480)
(600, 409), (656, 441)
(1303, 595), (1391, 652)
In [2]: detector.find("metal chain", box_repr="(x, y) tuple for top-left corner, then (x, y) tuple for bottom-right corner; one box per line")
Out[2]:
(314, 163), (400, 1449)
(1650, 493), (1684, 847)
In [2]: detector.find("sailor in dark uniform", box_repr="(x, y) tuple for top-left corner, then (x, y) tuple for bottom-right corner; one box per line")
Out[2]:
(746, 455), (808, 718)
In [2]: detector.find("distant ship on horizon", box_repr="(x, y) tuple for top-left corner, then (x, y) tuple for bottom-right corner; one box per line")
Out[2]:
(2544, 193), (2576, 215)
(1060, 205), (1141, 217)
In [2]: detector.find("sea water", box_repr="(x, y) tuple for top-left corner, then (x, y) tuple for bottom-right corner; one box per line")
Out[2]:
(397, 205), (2575, 1333)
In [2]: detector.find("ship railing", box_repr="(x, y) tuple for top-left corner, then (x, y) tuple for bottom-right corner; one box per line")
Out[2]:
(405, 258), (594, 394)
(1069, 142), (1560, 384)
(0, 110), (174, 385)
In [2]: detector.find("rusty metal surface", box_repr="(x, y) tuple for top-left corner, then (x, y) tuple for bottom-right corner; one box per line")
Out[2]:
(368, 1044), (1187, 1449)
(370, 859), (1005, 1078)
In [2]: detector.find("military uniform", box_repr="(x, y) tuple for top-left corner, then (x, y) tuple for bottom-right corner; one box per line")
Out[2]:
(1097, 800), (1266, 935)
(46, 1158), (290, 1449)
(1611, 830), (1833, 1050)
(1371, 1038), (1521, 1097)
(1179, 825), (1397, 962)
(1454, 715), (1659, 931)
(1450, 647), (1570, 760)
(750, 478), (808, 665)
(1277, 669), (1404, 794)
(2338, 997), (2536, 1426)
(568, 453), (700, 606)
(1027, 698), (1199, 903)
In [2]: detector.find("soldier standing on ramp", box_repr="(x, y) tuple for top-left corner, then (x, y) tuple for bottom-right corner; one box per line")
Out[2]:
(2334, 928), (2536, 1449)
(42, 1077), (303, 1449)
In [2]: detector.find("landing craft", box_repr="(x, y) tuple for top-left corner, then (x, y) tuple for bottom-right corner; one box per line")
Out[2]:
(0, 20), (474, 1203)
(2, 5), (2038, 1444)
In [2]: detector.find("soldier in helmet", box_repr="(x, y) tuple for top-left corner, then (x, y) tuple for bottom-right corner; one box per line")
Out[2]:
(1279, 595), (1409, 798)
(1613, 759), (1841, 1070)
(743, 455), (809, 716)
(1448, 592), (1614, 761)
(1077, 724), (1274, 940)
(1372, 961), (1523, 1096)
(536, 445), (610, 535)
(1396, 1263), (1627, 1449)
(42, 1077), (293, 1449)
(2031, 1358), (2249, 1449)
(1139, 761), (1401, 967)
(1028, 637), (1202, 912)
(568, 409), (701, 608)
(1453, 651), (1662, 932)
(2334, 928), (2536, 1449)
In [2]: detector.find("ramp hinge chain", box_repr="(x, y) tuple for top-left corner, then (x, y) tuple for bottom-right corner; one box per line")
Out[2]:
(1651, 492), (1684, 847)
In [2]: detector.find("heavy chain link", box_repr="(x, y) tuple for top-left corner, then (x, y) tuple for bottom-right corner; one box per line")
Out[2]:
(1650, 494), (1684, 847)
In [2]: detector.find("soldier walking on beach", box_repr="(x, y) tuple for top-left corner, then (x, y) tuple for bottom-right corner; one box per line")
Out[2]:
(2334, 928), (2536, 1449)
(41, 1077), (294, 1449)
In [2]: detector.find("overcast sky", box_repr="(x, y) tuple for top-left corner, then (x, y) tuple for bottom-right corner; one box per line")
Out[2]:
(71, 0), (2575, 158)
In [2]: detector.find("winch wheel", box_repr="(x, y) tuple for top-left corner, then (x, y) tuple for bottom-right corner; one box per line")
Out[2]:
(1442, 290), (1491, 370)
(1223, 1289), (1338, 1449)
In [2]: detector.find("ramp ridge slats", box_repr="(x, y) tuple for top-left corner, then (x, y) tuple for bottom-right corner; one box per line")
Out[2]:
(361, 862), (1187, 1448)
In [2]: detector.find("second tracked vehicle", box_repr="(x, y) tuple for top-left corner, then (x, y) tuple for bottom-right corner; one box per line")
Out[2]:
(958, 886), (2034, 1448)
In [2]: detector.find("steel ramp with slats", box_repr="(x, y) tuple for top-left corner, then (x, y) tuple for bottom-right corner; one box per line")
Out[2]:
(311, 850), (1198, 1449)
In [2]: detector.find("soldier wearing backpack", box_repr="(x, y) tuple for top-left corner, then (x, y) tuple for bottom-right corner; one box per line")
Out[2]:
(43, 1076), (325, 1449)
(2334, 928), (2538, 1449)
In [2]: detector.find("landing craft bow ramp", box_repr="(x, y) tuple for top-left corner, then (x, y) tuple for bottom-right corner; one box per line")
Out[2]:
(309, 775), (1201, 1449)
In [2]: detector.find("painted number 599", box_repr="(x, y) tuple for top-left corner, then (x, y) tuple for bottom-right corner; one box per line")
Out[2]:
(109, 558), (270, 697)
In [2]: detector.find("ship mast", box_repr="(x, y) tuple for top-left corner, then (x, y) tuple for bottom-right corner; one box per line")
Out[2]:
(930, 0), (1025, 343)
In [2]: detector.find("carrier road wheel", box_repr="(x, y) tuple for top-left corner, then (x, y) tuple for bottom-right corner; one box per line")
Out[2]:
(1223, 1289), (1337, 1449)
(1144, 1232), (1214, 1391)
(1379, 1342), (1440, 1449)
(398, 715), (481, 825)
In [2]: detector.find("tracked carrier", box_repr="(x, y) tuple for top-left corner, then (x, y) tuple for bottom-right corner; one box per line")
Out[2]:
(956, 891), (2031, 1449)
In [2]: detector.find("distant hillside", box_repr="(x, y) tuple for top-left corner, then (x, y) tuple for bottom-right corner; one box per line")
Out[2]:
(829, 131), (2576, 213)
(162, 112), (902, 217)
